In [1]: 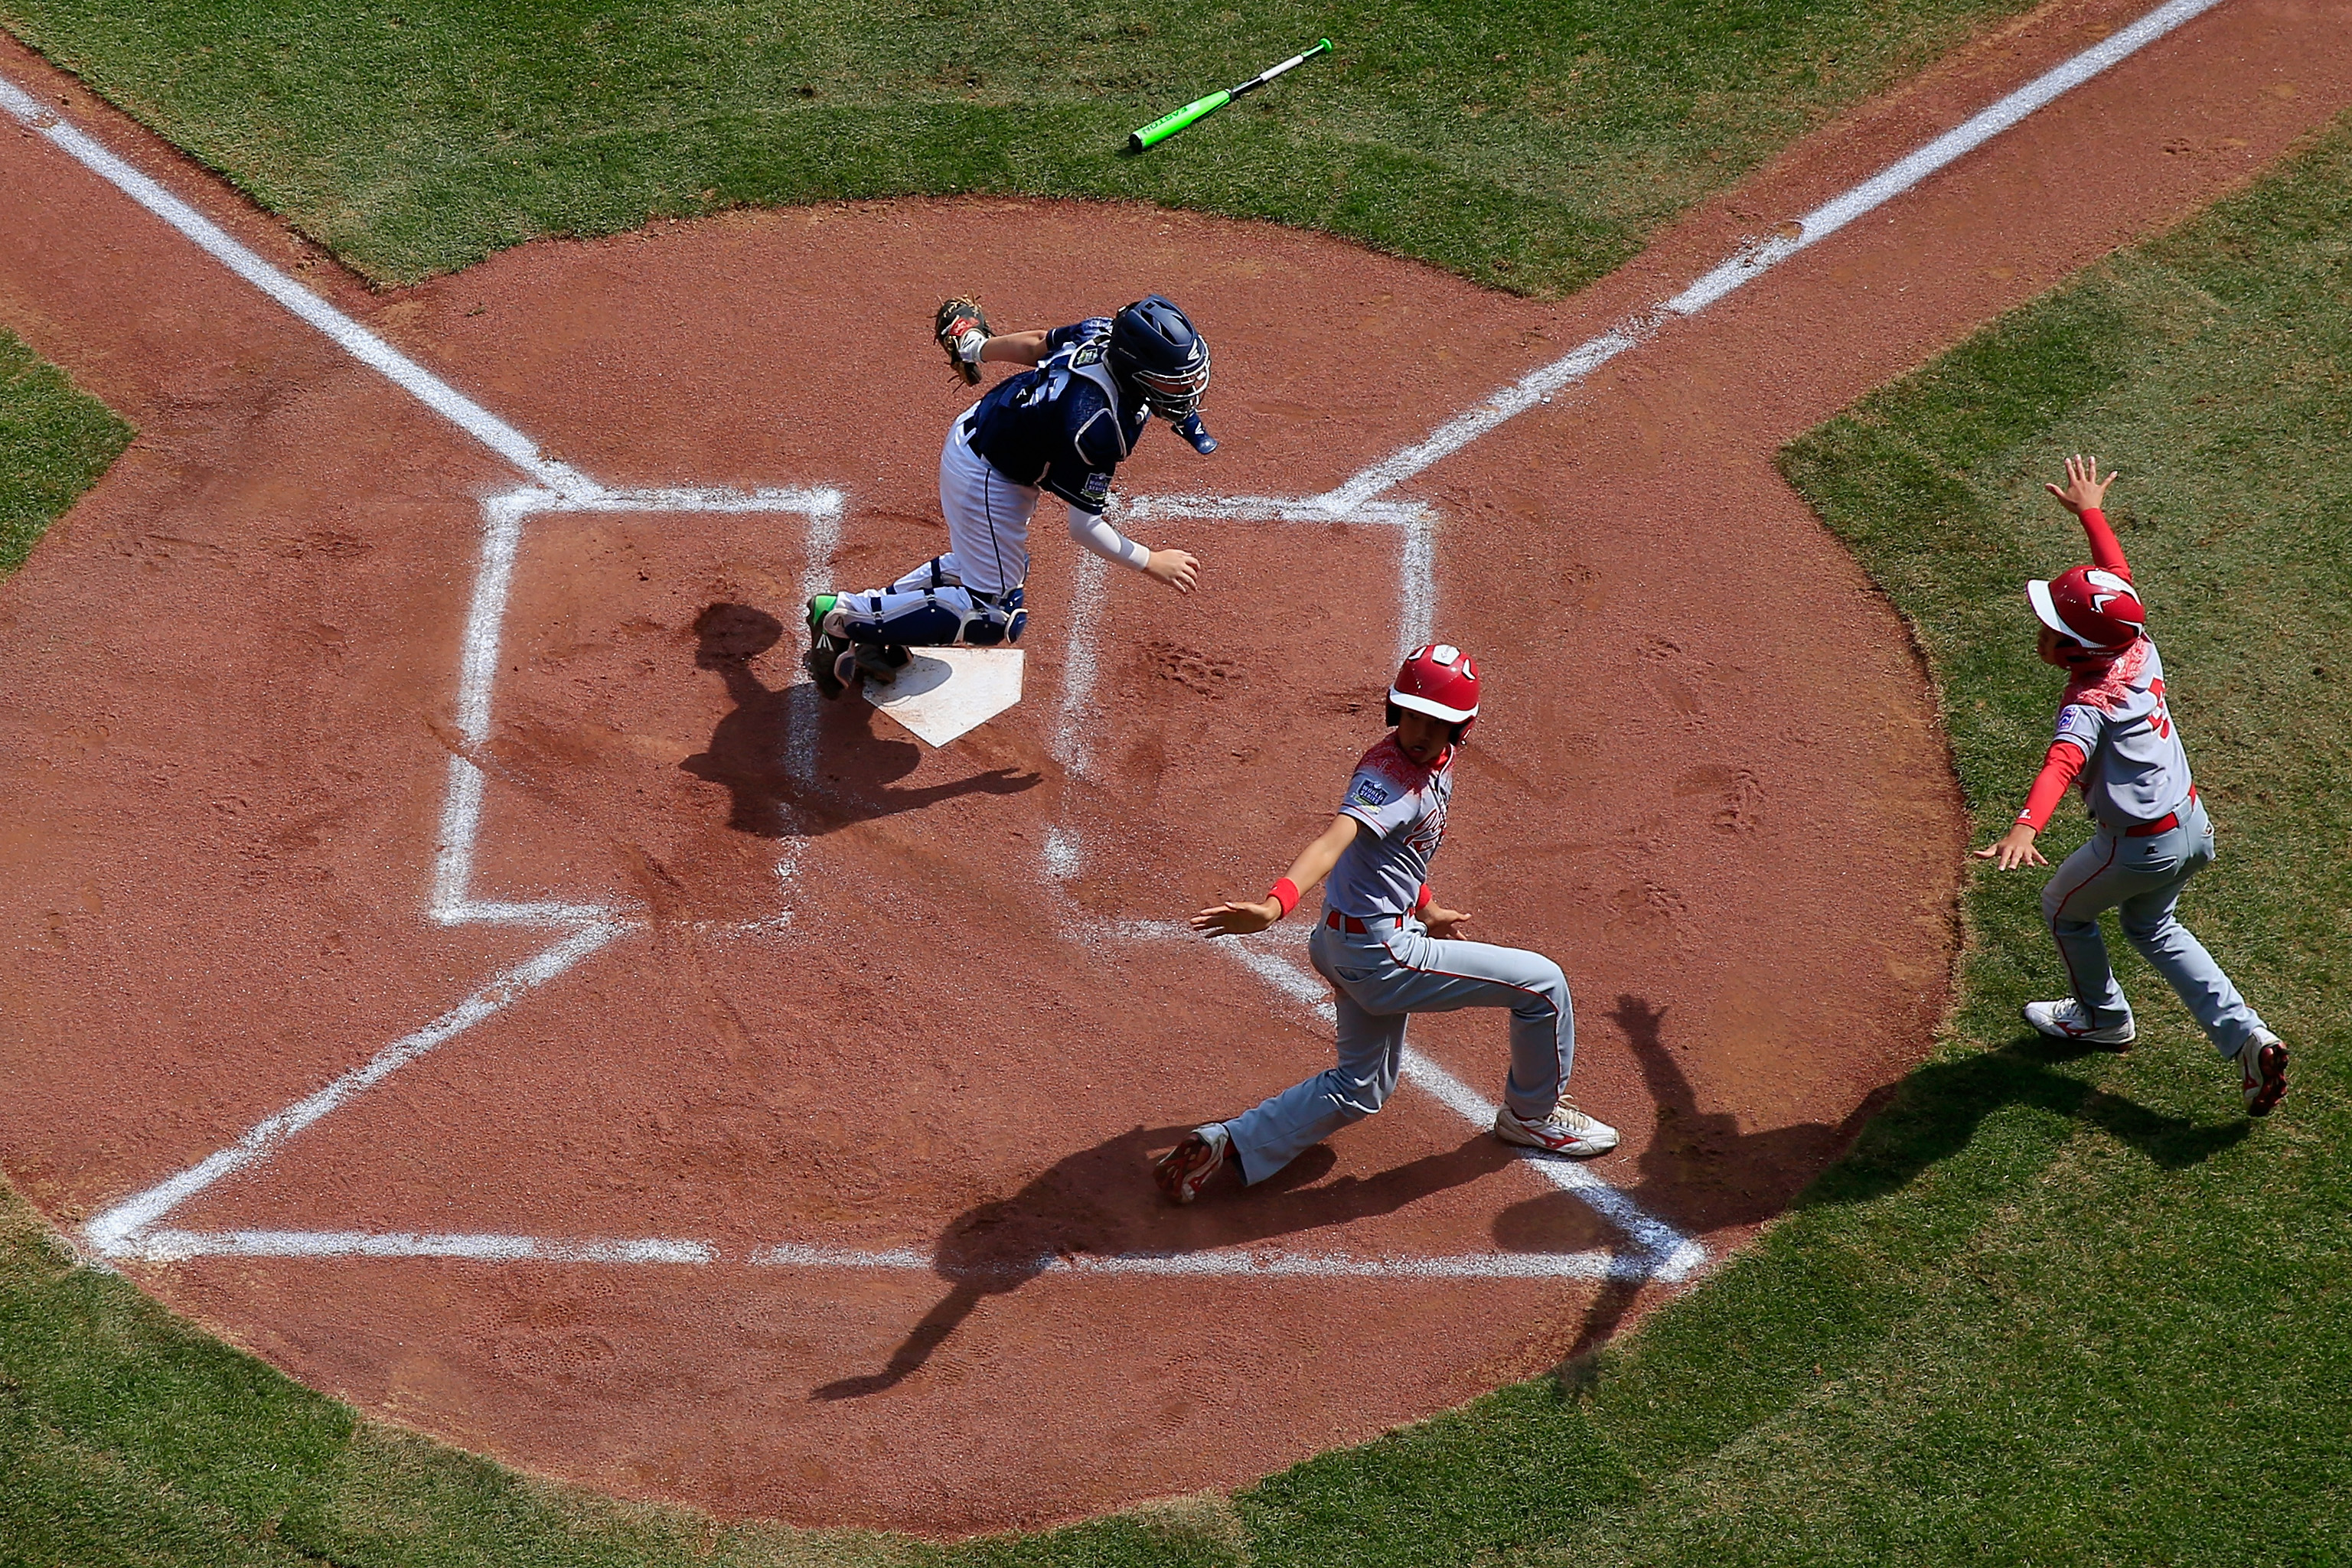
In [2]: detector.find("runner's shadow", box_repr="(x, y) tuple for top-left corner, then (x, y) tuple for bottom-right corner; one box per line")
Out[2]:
(1492, 994), (1885, 1368)
(1519, 993), (2249, 1374)
(1802, 1025), (2252, 1209)
(1496, 996), (1881, 1257)
(677, 602), (1036, 836)
(810, 1122), (1519, 1401)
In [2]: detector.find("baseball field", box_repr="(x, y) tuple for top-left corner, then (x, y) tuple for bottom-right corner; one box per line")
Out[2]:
(1, 0), (2346, 1563)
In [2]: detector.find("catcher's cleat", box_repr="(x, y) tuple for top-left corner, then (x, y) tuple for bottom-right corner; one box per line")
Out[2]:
(803, 595), (850, 699)
(2236, 1031), (2288, 1117)
(802, 646), (846, 701)
(2023, 999), (2135, 1048)
(850, 643), (911, 684)
(1154, 1124), (1230, 1205)
(805, 593), (840, 641)
(1493, 1100), (1618, 1158)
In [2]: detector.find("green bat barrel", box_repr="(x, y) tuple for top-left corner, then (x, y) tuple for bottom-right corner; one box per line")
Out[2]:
(1127, 38), (1330, 152)
(1128, 90), (1231, 154)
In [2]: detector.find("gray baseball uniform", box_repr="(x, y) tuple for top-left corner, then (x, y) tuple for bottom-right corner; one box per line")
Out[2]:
(2032, 640), (2266, 1055)
(1222, 737), (1578, 1184)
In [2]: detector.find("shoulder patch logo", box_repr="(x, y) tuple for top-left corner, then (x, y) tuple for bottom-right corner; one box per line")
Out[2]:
(1349, 777), (1391, 810)
(1082, 471), (1111, 497)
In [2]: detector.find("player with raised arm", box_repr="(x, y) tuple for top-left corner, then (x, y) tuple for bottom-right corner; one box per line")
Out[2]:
(1976, 455), (2288, 1116)
(803, 295), (1215, 696)
(1154, 645), (1620, 1204)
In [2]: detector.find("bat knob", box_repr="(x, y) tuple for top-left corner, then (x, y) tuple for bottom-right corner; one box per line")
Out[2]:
(1174, 412), (1217, 455)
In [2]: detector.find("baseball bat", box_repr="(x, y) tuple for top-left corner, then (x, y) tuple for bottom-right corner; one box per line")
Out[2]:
(1127, 38), (1332, 153)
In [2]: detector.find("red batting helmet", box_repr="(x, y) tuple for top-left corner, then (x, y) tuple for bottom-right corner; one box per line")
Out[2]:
(2028, 566), (2145, 653)
(1388, 643), (1481, 740)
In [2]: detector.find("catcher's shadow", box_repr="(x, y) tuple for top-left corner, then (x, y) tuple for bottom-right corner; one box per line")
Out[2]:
(677, 601), (1036, 835)
(809, 1122), (1520, 1401)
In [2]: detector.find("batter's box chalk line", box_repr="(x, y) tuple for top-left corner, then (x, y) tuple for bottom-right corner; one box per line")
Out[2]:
(38, 0), (2228, 1276)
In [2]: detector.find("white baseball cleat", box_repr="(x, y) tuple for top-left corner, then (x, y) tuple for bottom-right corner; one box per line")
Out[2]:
(1153, 1123), (1231, 1205)
(1493, 1100), (1619, 1158)
(2023, 999), (2135, 1047)
(2235, 1030), (2288, 1117)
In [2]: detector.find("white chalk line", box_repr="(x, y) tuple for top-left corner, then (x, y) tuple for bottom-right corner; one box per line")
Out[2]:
(120, 1229), (716, 1266)
(86, 481), (840, 1260)
(45, 0), (2211, 1278)
(0, 75), (589, 497)
(1308, 0), (2231, 513)
(108, 1229), (1644, 1280)
(431, 484), (843, 934)
(81, 920), (629, 1255)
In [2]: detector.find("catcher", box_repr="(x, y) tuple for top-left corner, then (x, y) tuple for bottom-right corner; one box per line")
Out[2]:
(803, 295), (1216, 696)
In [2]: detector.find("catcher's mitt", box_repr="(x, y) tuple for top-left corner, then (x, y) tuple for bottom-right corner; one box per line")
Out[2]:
(934, 295), (991, 386)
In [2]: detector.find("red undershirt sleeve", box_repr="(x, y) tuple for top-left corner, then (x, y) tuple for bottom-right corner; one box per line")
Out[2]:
(2018, 740), (2087, 830)
(2079, 507), (2130, 579)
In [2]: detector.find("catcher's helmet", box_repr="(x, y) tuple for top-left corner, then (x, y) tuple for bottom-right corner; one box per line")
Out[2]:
(2028, 565), (2145, 654)
(1108, 295), (1211, 419)
(1386, 643), (1481, 742)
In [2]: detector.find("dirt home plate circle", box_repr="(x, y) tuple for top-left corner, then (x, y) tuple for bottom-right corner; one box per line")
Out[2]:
(0, 51), (2106, 1532)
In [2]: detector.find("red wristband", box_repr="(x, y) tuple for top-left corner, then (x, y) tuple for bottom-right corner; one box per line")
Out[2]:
(1414, 882), (1432, 914)
(1267, 878), (1300, 918)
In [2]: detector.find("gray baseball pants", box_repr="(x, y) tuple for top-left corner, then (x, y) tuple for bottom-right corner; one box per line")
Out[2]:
(2041, 796), (2266, 1057)
(1223, 914), (1575, 1185)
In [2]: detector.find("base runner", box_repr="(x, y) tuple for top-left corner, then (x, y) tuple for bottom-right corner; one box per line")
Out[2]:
(1156, 644), (1620, 1203)
(803, 295), (1214, 697)
(1975, 455), (2288, 1116)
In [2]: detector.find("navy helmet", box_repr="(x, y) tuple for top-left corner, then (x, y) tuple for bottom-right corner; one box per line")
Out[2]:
(1107, 295), (1212, 420)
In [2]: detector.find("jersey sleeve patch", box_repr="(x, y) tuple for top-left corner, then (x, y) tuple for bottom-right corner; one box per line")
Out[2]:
(2053, 703), (2105, 754)
(1339, 764), (1424, 840)
(1042, 468), (1112, 513)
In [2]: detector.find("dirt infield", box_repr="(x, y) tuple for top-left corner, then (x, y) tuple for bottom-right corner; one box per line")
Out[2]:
(4, 0), (2348, 1536)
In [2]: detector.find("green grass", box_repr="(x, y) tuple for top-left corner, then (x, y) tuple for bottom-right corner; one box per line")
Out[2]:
(0, 331), (132, 575)
(5, 36), (2350, 1568)
(0, 0), (2040, 292)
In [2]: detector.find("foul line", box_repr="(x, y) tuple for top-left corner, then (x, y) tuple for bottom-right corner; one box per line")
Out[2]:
(0, 75), (592, 497)
(1309, 0), (2230, 513)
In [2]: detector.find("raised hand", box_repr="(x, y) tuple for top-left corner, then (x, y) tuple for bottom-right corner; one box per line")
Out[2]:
(2045, 453), (2117, 517)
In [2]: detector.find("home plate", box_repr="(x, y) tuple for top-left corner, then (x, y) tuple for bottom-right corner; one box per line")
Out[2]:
(864, 648), (1024, 747)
